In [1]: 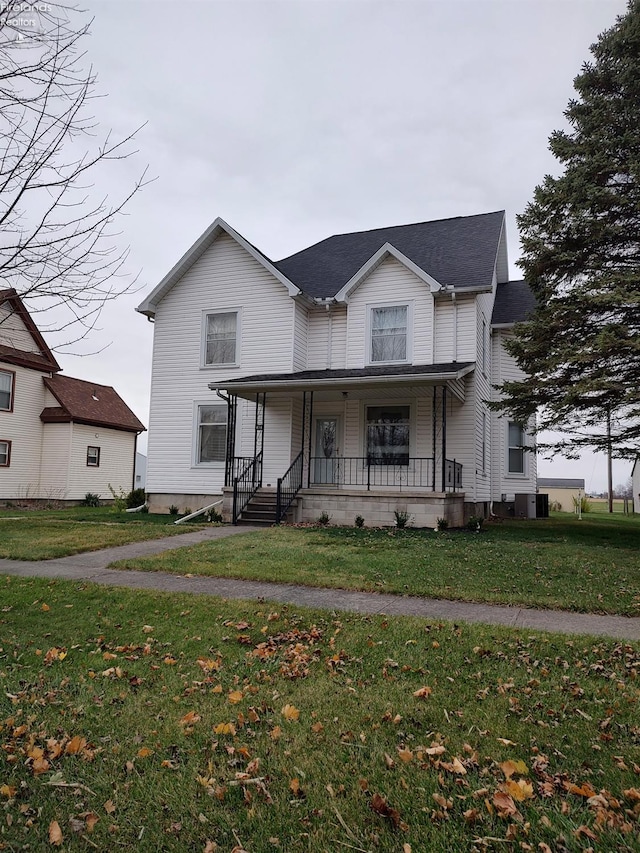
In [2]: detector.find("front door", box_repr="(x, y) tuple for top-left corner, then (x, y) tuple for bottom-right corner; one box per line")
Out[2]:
(313, 417), (339, 484)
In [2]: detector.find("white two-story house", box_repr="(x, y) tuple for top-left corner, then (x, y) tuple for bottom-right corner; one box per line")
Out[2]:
(137, 211), (537, 526)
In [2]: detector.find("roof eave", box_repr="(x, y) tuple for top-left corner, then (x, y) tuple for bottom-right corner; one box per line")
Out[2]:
(334, 243), (443, 303)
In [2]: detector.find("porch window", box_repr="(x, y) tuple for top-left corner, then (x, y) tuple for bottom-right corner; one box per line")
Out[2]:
(0, 370), (14, 411)
(0, 440), (10, 467)
(507, 422), (525, 474)
(197, 404), (227, 464)
(87, 446), (100, 467)
(366, 405), (410, 465)
(370, 306), (408, 363)
(204, 311), (238, 366)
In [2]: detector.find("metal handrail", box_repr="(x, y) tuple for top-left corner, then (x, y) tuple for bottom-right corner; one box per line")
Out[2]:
(308, 456), (462, 492)
(232, 451), (263, 524)
(276, 450), (303, 523)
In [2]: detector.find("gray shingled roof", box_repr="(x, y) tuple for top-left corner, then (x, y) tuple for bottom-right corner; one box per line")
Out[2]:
(215, 362), (474, 386)
(275, 211), (506, 298)
(491, 280), (537, 325)
(538, 478), (585, 490)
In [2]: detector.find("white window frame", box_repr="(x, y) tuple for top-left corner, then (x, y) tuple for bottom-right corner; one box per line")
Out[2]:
(87, 446), (100, 467)
(362, 399), (413, 465)
(366, 301), (413, 365)
(0, 369), (15, 412)
(193, 402), (228, 467)
(0, 439), (11, 467)
(506, 421), (526, 477)
(201, 308), (241, 368)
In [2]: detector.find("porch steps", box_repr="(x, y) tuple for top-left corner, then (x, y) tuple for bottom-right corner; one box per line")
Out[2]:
(237, 488), (296, 526)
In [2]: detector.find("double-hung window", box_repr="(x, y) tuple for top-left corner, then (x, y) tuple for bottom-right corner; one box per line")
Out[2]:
(204, 311), (238, 366)
(196, 405), (227, 464)
(366, 405), (410, 465)
(87, 446), (100, 467)
(0, 440), (11, 467)
(0, 370), (14, 411)
(370, 305), (408, 363)
(507, 422), (525, 475)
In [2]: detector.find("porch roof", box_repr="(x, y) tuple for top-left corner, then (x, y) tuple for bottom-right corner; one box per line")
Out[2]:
(210, 361), (474, 399)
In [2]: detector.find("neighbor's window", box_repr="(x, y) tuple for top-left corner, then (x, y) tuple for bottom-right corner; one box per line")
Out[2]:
(370, 305), (408, 363)
(507, 422), (525, 474)
(0, 440), (11, 467)
(366, 405), (410, 465)
(0, 370), (14, 411)
(197, 405), (227, 464)
(87, 446), (101, 467)
(204, 311), (238, 365)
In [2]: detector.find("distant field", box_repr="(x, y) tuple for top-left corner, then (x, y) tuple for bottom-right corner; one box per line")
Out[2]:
(587, 498), (630, 514)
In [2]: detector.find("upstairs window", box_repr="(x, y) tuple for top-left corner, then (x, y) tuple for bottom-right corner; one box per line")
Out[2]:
(204, 311), (238, 366)
(87, 446), (101, 467)
(196, 405), (227, 464)
(507, 422), (525, 474)
(366, 405), (410, 465)
(0, 440), (11, 467)
(0, 370), (14, 411)
(370, 305), (408, 363)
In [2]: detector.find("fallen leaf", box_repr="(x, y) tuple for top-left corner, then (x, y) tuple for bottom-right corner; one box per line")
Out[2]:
(65, 735), (88, 755)
(48, 820), (63, 845)
(370, 792), (407, 830)
(41, 603), (50, 611)
(1, 784), (17, 798)
(213, 722), (236, 736)
(413, 686), (432, 699)
(228, 690), (244, 704)
(397, 747), (413, 763)
(281, 704), (300, 722)
(142, 625), (154, 633)
(492, 791), (518, 818)
(180, 711), (202, 726)
(504, 779), (534, 801)
(104, 800), (116, 814)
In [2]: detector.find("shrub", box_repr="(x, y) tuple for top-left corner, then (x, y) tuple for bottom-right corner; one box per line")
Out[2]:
(126, 488), (147, 508)
(107, 484), (127, 512)
(572, 495), (591, 513)
(168, 505), (179, 516)
(354, 515), (365, 528)
(467, 515), (483, 532)
(139, 505), (149, 514)
(183, 507), (192, 516)
(394, 509), (412, 529)
(206, 507), (224, 523)
(81, 492), (101, 507)
(317, 511), (332, 526)
(436, 517), (448, 531)
(549, 500), (562, 512)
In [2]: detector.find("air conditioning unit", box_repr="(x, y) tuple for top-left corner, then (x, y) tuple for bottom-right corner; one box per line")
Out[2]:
(514, 493), (537, 519)
(501, 493), (515, 503)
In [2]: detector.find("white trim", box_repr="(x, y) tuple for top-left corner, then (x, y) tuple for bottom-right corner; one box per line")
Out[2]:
(192, 400), (227, 468)
(506, 420), (526, 477)
(366, 300), (414, 366)
(361, 398), (414, 461)
(334, 243), (443, 303)
(200, 308), (242, 369)
(136, 218), (300, 317)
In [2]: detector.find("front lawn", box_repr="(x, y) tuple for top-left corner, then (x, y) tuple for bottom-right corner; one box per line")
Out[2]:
(0, 507), (202, 560)
(111, 515), (640, 616)
(0, 576), (638, 852)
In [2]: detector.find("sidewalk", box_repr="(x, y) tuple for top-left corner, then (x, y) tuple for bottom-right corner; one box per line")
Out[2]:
(1, 525), (639, 641)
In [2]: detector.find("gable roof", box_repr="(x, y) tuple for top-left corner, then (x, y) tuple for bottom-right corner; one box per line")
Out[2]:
(136, 218), (301, 318)
(275, 211), (506, 299)
(0, 289), (60, 373)
(41, 375), (145, 433)
(537, 477), (585, 490)
(491, 280), (537, 326)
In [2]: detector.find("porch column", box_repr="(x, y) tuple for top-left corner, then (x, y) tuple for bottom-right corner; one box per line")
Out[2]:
(431, 386), (437, 490)
(441, 385), (447, 493)
(223, 392), (237, 487)
(306, 391), (314, 488)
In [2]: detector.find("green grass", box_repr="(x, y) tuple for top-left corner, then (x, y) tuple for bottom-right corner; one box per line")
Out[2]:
(111, 514), (640, 616)
(0, 507), (203, 560)
(0, 577), (638, 852)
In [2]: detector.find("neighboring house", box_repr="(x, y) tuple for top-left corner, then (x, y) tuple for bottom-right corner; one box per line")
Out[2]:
(137, 210), (537, 526)
(135, 452), (147, 489)
(537, 477), (585, 513)
(0, 289), (145, 503)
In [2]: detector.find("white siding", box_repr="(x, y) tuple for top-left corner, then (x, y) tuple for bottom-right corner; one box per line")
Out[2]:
(434, 298), (454, 362)
(0, 305), (39, 353)
(330, 306), (347, 368)
(0, 365), (46, 499)
(292, 301), (308, 371)
(39, 423), (72, 498)
(146, 232), (296, 496)
(67, 423), (135, 500)
(490, 329), (537, 499)
(345, 258), (433, 368)
(307, 310), (329, 369)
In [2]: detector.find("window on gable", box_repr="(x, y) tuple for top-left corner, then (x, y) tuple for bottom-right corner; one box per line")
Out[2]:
(196, 405), (227, 464)
(204, 311), (238, 366)
(0, 370), (15, 411)
(0, 440), (11, 467)
(87, 446), (100, 467)
(370, 306), (408, 363)
(366, 405), (410, 465)
(507, 422), (525, 474)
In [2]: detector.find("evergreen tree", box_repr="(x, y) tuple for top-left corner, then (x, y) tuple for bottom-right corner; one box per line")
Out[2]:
(498, 0), (640, 457)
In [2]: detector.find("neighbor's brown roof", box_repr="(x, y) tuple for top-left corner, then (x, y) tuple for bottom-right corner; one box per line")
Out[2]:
(41, 375), (145, 433)
(0, 288), (60, 373)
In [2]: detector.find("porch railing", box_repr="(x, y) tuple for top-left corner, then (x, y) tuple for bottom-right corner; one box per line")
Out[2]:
(232, 451), (263, 524)
(308, 457), (462, 492)
(276, 450), (303, 524)
(444, 458), (463, 491)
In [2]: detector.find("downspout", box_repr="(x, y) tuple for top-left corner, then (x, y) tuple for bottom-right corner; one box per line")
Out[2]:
(132, 431), (139, 491)
(450, 290), (457, 363)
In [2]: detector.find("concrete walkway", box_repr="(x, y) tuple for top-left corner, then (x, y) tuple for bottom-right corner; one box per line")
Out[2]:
(1, 525), (639, 641)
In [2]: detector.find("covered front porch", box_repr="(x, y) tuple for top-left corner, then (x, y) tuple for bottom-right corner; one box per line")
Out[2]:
(212, 362), (474, 527)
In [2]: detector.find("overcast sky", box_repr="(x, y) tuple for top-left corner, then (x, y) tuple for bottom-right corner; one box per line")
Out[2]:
(46, 0), (630, 492)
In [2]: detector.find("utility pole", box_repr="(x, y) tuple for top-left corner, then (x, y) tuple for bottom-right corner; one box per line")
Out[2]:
(607, 410), (613, 514)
